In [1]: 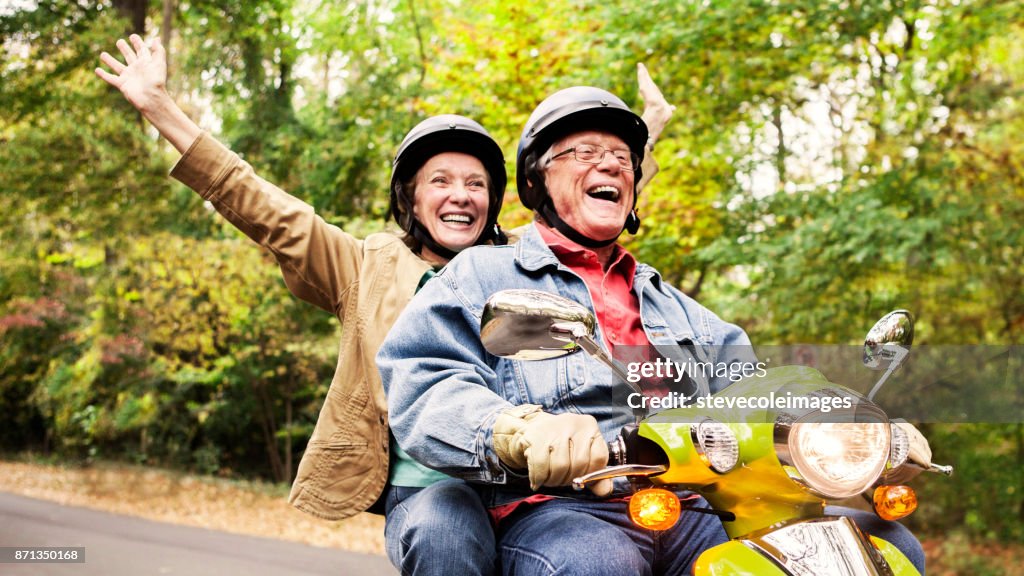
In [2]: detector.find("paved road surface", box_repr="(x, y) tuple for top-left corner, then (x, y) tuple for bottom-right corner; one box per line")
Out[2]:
(0, 492), (398, 575)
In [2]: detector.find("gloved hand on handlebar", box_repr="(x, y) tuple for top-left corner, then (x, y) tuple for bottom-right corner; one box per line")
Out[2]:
(493, 404), (613, 496)
(884, 420), (933, 484)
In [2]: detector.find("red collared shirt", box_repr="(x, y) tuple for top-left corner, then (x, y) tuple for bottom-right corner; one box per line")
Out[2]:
(535, 223), (648, 354)
(535, 223), (669, 394)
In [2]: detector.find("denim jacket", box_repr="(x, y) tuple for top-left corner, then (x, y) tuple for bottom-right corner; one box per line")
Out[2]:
(378, 223), (753, 505)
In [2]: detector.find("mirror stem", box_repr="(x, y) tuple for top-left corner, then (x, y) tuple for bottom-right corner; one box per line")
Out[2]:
(867, 344), (908, 401)
(575, 336), (648, 423)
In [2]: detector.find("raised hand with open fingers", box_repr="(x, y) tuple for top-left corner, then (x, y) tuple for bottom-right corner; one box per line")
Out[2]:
(95, 34), (169, 114)
(95, 35), (200, 153)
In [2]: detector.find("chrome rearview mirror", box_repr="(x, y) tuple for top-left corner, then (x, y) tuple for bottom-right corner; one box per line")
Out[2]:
(481, 289), (646, 421)
(480, 289), (595, 360)
(863, 310), (915, 369)
(863, 310), (915, 400)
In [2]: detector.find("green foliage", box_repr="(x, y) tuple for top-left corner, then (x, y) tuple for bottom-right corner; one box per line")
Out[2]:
(931, 530), (1021, 576)
(3, 232), (336, 479)
(1, 0), (1021, 546)
(909, 424), (1024, 544)
(176, 0), (306, 185)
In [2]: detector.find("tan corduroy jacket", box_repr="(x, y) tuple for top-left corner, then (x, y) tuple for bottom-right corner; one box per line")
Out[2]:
(171, 133), (431, 520)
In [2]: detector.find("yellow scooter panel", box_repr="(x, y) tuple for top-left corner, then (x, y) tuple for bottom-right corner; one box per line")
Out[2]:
(694, 537), (921, 576)
(693, 541), (781, 575)
(872, 535), (921, 576)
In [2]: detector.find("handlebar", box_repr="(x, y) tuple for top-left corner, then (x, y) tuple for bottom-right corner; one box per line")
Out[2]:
(572, 464), (668, 491)
(924, 462), (954, 476)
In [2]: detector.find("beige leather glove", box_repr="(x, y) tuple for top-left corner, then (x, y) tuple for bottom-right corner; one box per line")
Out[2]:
(883, 420), (933, 484)
(494, 404), (612, 495)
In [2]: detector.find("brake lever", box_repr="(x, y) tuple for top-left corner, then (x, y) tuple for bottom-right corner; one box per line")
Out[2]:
(572, 464), (667, 491)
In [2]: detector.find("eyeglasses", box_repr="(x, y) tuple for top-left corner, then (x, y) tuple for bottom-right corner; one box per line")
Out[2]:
(549, 143), (639, 172)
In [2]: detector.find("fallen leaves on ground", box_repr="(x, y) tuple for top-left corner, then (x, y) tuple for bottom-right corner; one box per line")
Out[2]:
(0, 459), (385, 555)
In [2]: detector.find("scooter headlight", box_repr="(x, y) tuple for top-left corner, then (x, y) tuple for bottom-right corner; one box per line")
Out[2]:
(787, 422), (890, 499)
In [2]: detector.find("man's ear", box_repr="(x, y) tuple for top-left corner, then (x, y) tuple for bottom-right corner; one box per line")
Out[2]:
(524, 153), (539, 186)
(524, 151), (548, 203)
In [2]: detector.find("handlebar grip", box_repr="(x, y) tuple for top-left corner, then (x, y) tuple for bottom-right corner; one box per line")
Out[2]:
(608, 435), (627, 466)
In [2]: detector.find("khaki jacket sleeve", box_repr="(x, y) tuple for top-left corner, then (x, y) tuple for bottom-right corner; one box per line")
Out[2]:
(170, 132), (361, 316)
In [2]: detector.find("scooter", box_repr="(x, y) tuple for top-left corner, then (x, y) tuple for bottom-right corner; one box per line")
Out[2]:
(480, 289), (952, 576)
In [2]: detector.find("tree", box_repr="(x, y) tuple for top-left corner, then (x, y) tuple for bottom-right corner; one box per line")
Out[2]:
(2, 1), (1021, 539)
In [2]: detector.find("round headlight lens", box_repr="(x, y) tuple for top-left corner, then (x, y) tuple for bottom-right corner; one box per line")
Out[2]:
(789, 422), (890, 498)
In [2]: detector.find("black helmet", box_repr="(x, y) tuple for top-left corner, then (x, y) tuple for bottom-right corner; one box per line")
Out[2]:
(389, 114), (507, 259)
(516, 86), (647, 211)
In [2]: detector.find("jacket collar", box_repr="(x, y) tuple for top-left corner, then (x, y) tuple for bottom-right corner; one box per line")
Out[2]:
(635, 262), (662, 289)
(514, 222), (563, 272)
(515, 222), (664, 289)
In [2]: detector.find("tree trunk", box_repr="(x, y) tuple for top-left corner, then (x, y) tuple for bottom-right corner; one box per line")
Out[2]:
(686, 265), (708, 300)
(773, 104), (786, 192)
(161, 0), (176, 86)
(254, 382), (285, 483)
(284, 393), (293, 483)
(113, 0), (148, 36)
(407, 0), (428, 84)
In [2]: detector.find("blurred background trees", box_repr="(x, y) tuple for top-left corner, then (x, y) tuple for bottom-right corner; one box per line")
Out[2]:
(2, 0), (1021, 547)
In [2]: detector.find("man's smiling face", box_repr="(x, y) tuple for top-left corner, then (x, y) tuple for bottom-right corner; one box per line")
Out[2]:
(541, 130), (635, 243)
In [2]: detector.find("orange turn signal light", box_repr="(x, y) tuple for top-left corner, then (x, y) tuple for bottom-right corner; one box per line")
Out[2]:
(629, 488), (681, 531)
(873, 484), (918, 521)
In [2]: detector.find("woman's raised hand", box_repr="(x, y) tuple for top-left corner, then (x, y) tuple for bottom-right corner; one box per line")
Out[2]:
(95, 34), (200, 153)
(637, 63), (676, 145)
(96, 34), (169, 113)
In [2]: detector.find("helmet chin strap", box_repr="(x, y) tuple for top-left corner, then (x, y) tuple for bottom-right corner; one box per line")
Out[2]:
(412, 222), (459, 262)
(625, 210), (641, 234)
(539, 198), (640, 248)
(411, 221), (507, 263)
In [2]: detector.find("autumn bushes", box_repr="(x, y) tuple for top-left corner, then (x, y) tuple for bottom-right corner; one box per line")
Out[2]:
(0, 232), (336, 482)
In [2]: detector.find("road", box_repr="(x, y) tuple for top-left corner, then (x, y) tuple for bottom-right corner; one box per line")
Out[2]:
(0, 492), (398, 575)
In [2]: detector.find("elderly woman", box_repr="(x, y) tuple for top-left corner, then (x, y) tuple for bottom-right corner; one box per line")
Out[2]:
(97, 33), (507, 575)
(97, 34), (675, 574)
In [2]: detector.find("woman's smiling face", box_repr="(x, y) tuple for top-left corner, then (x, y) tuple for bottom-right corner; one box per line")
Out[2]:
(411, 152), (491, 258)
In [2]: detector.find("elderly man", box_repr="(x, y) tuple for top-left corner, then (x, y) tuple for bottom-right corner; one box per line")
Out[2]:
(379, 86), (925, 575)
(378, 86), (745, 575)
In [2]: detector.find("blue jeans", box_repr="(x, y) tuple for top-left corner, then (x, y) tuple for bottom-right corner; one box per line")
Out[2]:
(492, 499), (923, 576)
(829, 506), (926, 575)
(384, 480), (498, 576)
(496, 495), (729, 576)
